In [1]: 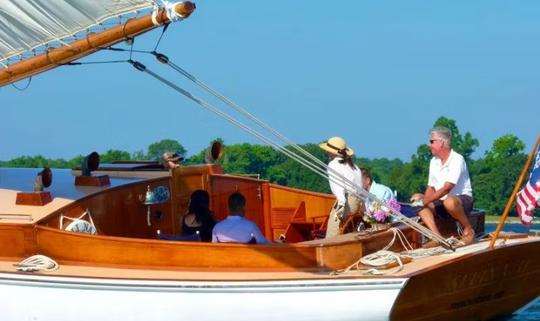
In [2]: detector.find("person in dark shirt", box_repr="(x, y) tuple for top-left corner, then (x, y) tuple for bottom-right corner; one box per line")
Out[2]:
(181, 190), (216, 242)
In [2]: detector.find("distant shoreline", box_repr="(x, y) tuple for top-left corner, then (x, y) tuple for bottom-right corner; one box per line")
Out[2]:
(485, 220), (540, 226)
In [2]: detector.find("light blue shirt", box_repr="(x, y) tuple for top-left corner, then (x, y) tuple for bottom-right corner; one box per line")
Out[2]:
(212, 215), (268, 244)
(369, 181), (395, 202)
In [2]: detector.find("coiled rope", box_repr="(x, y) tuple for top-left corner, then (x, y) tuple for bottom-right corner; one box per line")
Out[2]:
(333, 228), (466, 275)
(14, 255), (59, 272)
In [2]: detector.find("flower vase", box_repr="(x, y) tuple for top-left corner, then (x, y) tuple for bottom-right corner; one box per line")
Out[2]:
(370, 222), (391, 232)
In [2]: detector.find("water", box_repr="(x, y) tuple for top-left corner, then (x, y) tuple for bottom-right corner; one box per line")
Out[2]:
(485, 222), (540, 321)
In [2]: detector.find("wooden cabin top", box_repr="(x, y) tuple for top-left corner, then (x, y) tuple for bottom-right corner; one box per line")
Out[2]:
(0, 168), (149, 224)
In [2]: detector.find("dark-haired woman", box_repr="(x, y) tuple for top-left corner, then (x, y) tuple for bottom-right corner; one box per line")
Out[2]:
(319, 136), (363, 239)
(181, 190), (216, 242)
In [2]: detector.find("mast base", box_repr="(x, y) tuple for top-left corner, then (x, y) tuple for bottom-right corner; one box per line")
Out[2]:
(16, 192), (52, 206)
(75, 175), (111, 186)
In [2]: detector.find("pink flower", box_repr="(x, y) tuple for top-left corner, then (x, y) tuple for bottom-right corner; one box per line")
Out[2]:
(374, 209), (387, 223)
(387, 198), (401, 212)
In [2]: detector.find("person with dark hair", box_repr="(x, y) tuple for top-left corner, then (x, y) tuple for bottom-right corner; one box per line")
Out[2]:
(211, 192), (268, 244)
(181, 190), (216, 242)
(319, 136), (363, 238)
(360, 167), (395, 202)
(410, 126), (475, 245)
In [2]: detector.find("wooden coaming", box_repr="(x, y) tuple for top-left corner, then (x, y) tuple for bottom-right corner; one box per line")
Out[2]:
(30, 224), (419, 271)
(39, 176), (172, 239)
(32, 164), (336, 243)
(0, 224), (35, 258)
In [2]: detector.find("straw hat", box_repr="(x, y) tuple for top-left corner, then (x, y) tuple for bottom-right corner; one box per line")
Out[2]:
(319, 136), (354, 157)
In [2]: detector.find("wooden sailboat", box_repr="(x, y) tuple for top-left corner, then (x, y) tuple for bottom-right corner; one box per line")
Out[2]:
(1, 1), (538, 320)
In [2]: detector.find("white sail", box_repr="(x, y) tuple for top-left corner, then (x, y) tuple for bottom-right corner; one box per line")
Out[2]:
(0, 0), (155, 64)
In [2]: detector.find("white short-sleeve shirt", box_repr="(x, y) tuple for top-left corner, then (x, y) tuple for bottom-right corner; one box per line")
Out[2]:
(428, 149), (472, 199)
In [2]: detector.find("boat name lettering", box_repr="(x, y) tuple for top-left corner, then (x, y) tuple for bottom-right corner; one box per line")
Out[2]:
(450, 291), (505, 309)
(451, 259), (531, 290)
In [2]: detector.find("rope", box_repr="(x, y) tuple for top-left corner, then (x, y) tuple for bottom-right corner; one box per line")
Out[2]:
(128, 57), (454, 250)
(401, 236), (464, 258)
(154, 55), (454, 249)
(11, 77), (32, 91)
(14, 255), (59, 272)
(332, 228), (465, 275)
(361, 251), (406, 270)
(333, 228), (413, 275)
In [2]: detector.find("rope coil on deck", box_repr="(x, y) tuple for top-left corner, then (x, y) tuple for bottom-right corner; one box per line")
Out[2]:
(14, 255), (59, 273)
(332, 229), (469, 276)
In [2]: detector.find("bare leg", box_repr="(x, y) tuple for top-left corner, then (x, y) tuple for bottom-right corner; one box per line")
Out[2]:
(418, 205), (442, 237)
(443, 196), (475, 244)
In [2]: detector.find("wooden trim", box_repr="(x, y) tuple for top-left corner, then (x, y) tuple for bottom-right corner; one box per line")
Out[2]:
(262, 183), (273, 238)
(268, 183), (335, 199)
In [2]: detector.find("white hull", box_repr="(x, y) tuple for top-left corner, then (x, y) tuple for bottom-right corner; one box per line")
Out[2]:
(0, 273), (407, 321)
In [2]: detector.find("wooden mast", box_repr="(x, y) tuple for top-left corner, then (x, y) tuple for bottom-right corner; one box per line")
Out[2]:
(489, 135), (540, 249)
(0, 1), (196, 87)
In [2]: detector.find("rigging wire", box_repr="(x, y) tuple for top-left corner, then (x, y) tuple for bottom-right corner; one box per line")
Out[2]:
(153, 24), (170, 52)
(61, 60), (129, 66)
(49, 21), (450, 248)
(55, 41), (451, 247)
(10, 77), (32, 91)
(127, 59), (452, 249)
(146, 52), (451, 248)
(33, 4), (454, 249)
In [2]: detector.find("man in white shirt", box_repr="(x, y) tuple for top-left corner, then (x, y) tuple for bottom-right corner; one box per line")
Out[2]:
(212, 192), (268, 244)
(410, 127), (475, 245)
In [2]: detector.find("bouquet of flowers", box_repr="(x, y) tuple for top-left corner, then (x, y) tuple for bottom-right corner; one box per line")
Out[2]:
(365, 198), (401, 224)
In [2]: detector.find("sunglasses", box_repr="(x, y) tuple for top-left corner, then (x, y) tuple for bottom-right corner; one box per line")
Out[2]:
(429, 139), (440, 144)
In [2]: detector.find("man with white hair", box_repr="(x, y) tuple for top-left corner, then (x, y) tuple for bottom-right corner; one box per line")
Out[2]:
(410, 127), (475, 245)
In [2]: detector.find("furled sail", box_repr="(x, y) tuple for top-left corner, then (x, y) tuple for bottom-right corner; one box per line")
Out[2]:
(0, 0), (154, 64)
(0, 0), (195, 86)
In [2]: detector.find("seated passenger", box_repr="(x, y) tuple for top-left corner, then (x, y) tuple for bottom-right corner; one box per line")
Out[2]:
(212, 192), (268, 244)
(410, 126), (475, 245)
(360, 167), (395, 202)
(182, 190), (216, 242)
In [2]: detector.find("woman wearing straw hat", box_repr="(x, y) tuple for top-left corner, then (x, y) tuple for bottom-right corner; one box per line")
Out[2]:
(319, 136), (363, 238)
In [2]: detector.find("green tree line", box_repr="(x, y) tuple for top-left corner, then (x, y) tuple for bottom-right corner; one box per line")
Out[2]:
(1, 117), (537, 218)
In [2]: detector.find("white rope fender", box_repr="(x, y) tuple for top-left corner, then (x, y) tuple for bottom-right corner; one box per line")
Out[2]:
(14, 255), (59, 272)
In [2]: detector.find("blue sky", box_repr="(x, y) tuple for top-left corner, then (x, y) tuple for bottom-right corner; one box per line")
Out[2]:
(2, 1), (539, 161)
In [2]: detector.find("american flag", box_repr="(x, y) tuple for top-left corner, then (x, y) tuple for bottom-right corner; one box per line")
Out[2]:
(516, 144), (540, 226)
